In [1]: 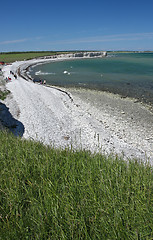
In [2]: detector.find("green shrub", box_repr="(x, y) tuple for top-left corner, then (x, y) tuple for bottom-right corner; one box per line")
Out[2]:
(0, 90), (10, 100)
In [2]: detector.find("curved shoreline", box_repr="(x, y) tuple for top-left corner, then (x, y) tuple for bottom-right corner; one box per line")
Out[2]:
(22, 55), (153, 113)
(19, 55), (153, 114)
(2, 56), (153, 164)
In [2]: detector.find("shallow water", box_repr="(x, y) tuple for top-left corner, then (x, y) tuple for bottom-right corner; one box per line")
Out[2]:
(30, 53), (153, 106)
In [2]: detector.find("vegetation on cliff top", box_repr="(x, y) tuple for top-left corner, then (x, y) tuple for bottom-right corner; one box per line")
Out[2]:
(0, 130), (152, 239)
(0, 51), (57, 63)
(0, 51), (82, 63)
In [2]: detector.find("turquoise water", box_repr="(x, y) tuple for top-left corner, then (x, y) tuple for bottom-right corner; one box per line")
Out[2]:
(30, 53), (153, 105)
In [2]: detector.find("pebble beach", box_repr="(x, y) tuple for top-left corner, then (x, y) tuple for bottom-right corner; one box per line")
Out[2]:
(1, 56), (153, 164)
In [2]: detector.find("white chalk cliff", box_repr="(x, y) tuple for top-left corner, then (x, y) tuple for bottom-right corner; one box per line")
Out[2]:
(58, 51), (107, 58)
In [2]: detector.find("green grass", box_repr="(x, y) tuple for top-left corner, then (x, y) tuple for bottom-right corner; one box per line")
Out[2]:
(0, 51), (63, 63)
(0, 51), (87, 63)
(0, 130), (152, 239)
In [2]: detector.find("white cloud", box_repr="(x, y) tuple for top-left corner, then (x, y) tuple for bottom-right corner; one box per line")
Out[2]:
(0, 37), (43, 45)
(0, 38), (29, 45)
(47, 32), (153, 45)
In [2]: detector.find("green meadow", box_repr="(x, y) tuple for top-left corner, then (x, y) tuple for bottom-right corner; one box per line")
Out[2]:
(0, 51), (65, 63)
(0, 130), (152, 239)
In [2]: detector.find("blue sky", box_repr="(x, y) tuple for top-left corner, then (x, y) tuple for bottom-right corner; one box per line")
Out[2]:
(0, 0), (153, 52)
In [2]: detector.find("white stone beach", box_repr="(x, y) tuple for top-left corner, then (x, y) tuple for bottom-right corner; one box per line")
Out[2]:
(2, 55), (153, 164)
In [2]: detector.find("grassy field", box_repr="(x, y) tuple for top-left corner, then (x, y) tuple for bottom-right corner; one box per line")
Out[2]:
(0, 51), (64, 63)
(0, 130), (152, 239)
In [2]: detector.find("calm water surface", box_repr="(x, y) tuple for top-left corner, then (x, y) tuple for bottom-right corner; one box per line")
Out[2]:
(30, 53), (153, 106)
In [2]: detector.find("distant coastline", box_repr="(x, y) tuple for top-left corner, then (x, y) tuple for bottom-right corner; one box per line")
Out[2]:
(17, 51), (107, 81)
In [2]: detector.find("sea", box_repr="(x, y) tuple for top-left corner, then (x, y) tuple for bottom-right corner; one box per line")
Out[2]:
(29, 52), (153, 107)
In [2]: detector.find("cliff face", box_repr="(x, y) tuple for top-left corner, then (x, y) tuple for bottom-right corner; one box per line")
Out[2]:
(73, 51), (107, 58)
(59, 51), (107, 58)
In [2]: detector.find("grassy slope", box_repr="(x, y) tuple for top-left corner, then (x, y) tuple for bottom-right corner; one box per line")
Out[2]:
(0, 130), (152, 240)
